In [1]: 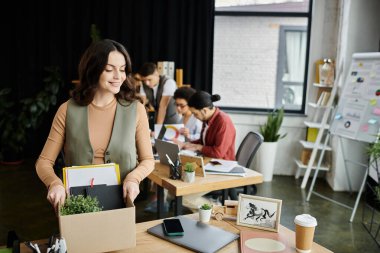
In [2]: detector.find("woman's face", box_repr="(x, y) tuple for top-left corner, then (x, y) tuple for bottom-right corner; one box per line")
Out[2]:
(175, 98), (189, 115)
(98, 51), (127, 95)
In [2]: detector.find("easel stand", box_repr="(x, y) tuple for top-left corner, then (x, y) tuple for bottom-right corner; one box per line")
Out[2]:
(306, 135), (368, 222)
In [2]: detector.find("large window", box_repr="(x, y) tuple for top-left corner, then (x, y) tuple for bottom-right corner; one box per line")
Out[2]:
(213, 0), (312, 112)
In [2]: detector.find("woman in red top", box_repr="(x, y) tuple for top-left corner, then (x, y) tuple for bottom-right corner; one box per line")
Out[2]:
(180, 91), (236, 160)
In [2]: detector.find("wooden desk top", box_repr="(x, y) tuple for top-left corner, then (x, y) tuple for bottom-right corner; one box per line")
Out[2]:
(20, 214), (332, 253)
(148, 161), (263, 196)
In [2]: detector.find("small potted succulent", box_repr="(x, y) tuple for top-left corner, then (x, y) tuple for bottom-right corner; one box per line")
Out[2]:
(199, 203), (213, 223)
(182, 162), (195, 183)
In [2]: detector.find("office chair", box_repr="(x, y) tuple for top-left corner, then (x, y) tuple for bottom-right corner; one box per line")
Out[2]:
(228, 131), (264, 200)
(206, 131), (263, 201)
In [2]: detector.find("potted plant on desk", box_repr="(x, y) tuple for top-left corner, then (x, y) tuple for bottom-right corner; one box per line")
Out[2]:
(255, 107), (286, 182)
(182, 162), (195, 183)
(199, 203), (213, 223)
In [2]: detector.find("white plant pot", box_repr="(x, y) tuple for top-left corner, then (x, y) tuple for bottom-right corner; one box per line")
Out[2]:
(199, 208), (212, 223)
(255, 142), (278, 182)
(183, 171), (195, 183)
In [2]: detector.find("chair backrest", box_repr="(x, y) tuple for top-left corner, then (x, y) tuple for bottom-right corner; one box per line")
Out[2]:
(236, 131), (264, 168)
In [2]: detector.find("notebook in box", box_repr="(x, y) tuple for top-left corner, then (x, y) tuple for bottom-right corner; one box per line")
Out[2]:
(147, 216), (239, 253)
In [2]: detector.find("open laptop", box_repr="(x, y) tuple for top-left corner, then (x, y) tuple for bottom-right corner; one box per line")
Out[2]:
(154, 139), (181, 166)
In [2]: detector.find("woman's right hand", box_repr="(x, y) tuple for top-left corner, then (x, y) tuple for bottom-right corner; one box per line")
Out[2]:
(179, 127), (190, 138)
(47, 185), (66, 212)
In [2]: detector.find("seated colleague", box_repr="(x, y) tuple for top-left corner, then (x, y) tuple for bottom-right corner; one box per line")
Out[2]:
(138, 62), (180, 128)
(172, 86), (202, 142)
(35, 39), (155, 212)
(180, 91), (236, 160)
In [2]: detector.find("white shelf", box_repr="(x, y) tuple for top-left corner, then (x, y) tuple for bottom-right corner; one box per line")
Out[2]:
(308, 102), (331, 109)
(304, 121), (330, 129)
(294, 159), (330, 171)
(313, 82), (333, 88)
(299, 140), (332, 151)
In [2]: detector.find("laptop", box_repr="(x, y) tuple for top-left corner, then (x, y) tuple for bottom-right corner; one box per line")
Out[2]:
(154, 139), (181, 166)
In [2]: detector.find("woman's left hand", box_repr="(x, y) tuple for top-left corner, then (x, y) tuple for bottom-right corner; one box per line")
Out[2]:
(123, 181), (140, 203)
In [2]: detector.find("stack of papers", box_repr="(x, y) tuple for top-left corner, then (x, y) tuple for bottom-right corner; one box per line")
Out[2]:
(204, 159), (246, 177)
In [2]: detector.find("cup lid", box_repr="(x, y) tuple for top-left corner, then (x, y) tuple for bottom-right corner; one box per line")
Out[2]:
(294, 214), (317, 227)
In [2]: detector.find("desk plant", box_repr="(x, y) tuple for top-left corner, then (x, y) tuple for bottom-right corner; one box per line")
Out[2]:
(60, 195), (103, 216)
(183, 162), (195, 183)
(256, 107), (287, 182)
(199, 203), (213, 222)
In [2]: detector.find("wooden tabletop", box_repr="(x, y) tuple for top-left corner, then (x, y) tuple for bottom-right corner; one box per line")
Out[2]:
(20, 214), (332, 253)
(148, 161), (263, 196)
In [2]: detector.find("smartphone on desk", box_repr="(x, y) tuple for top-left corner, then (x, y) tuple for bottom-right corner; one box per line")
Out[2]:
(163, 218), (184, 236)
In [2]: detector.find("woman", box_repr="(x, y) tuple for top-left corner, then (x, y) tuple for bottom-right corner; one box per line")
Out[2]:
(180, 91), (236, 160)
(173, 86), (202, 141)
(36, 39), (154, 211)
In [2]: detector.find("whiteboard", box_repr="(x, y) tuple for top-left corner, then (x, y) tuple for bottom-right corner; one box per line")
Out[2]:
(330, 52), (380, 143)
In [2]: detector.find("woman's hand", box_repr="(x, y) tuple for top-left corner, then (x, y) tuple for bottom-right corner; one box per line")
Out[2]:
(179, 127), (190, 138)
(123, 181), (140, 203)
(172, 138), (185, 149)
(47, 185), (66, 212)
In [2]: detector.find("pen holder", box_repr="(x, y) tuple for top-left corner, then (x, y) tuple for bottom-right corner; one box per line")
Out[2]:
(169, 159), (181, 180)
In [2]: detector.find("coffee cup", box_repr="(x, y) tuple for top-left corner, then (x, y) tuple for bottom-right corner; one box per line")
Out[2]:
(294, 214), (317, 253)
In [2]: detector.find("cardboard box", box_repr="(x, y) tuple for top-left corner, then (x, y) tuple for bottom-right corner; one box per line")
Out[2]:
(59, 196), (135, 253)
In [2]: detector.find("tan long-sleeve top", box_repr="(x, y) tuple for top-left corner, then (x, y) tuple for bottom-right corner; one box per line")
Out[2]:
(36, 98), (155, 189)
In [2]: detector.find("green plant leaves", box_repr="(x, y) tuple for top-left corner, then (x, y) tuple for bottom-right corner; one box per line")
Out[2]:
(259, 107), (287, 142)
(200, 203), (212, 210)
(60, 195), (103, 216)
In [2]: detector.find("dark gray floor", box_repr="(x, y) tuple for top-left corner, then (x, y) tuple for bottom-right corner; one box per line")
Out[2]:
(0, 159), (379, 252)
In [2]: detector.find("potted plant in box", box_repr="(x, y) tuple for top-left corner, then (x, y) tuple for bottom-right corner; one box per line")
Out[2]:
(182, 162), (195, 183)
(199, 203), (213, 223)
(255, 107), (287, 181)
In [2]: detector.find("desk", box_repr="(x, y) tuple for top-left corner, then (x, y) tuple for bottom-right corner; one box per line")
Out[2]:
(148, 160), (263, 218)
(20, 214), (332, 253)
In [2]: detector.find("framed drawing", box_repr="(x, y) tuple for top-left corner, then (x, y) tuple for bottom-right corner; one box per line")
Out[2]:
(237, 194), (282, 232)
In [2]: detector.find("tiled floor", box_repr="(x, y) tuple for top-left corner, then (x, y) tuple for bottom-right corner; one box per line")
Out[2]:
(0, 159), (379, 252)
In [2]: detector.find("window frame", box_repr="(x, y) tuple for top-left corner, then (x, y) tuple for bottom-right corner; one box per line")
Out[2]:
(213, 0), (313, 114)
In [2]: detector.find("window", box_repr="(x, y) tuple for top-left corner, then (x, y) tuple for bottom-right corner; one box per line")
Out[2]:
(213, 0), (312, 112)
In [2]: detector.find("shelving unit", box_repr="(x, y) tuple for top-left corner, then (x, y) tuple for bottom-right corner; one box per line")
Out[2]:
(295, 82), (336, 188)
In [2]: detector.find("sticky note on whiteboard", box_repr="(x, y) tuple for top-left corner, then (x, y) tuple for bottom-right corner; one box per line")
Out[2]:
(370, 99), (377, 106)
(361, 124), (369, 132)
(373, 107), (380, 116)
(334, 114), (342, 120)
(368, 118), (377, 124)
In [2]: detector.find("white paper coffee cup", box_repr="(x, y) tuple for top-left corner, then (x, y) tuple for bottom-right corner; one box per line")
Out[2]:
(294, 214), (317, 253)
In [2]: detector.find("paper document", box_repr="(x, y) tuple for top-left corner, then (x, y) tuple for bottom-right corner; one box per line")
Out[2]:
(63, 163), (121, 192)
(204, 159), (238, 173)
(155, 124), (185, 142)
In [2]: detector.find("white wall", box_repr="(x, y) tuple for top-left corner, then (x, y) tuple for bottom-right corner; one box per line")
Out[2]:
(228, 0), (339, 176)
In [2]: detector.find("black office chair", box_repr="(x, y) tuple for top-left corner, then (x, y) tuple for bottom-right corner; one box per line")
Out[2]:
(228, 131), (264, 200)
(206, 131), (264, 201)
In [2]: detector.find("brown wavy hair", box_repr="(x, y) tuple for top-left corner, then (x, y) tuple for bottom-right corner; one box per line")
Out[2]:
(72, 39), (141, 106)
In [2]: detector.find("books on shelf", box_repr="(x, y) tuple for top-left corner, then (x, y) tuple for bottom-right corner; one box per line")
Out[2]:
(316, 91), (331, 106)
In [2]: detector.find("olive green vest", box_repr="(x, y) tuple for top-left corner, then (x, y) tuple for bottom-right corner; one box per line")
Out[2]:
(65, 99), (137, 180)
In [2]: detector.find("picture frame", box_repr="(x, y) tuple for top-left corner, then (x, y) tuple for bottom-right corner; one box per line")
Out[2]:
(237, 194), (282, 232)
(179, 154), (206, 177)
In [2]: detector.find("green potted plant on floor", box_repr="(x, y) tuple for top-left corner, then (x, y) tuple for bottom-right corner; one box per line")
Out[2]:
(0, 66), (63, 163)
(256, 107), (287, 181)
(182, 162), (195, 183)
(367, 141), (380, 203)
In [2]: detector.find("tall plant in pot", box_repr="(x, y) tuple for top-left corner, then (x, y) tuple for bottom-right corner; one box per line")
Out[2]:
(0, 66), (63, 163)
(256, 107), (287, 181)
